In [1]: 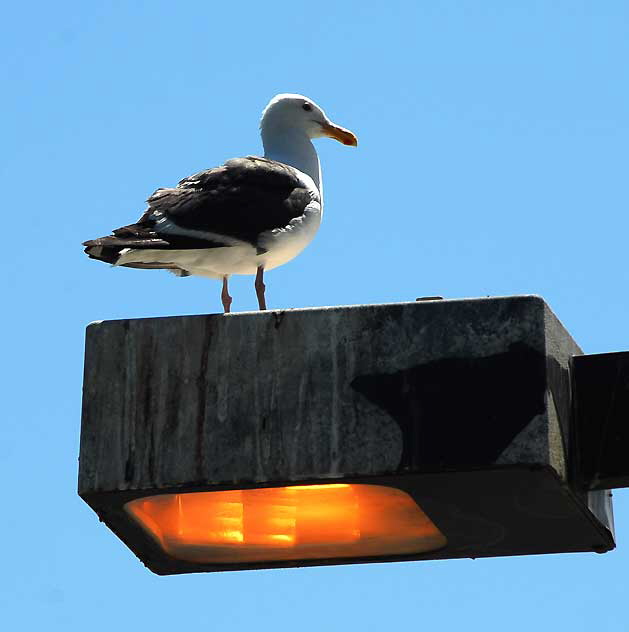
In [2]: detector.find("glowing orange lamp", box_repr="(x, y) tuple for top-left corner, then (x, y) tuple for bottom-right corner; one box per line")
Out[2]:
(125, 484), (446, 564)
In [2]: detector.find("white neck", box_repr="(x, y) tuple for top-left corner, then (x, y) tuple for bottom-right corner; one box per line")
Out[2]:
(261, 127), (323, 197)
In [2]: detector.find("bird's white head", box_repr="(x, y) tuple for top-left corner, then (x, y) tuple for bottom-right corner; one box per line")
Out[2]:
(260, 94), (358, 147)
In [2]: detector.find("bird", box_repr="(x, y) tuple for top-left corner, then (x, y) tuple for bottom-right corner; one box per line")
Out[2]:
(83, 94), (357, 313)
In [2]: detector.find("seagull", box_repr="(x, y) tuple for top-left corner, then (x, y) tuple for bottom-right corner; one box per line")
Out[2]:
(83, 94), (357, 313)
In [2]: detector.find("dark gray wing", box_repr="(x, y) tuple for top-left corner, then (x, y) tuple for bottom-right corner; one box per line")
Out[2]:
(162, 156), (317, 243)
(83, 156), (318, 263)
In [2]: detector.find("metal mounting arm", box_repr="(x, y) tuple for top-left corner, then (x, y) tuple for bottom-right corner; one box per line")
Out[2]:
(573, 352), (629, 491)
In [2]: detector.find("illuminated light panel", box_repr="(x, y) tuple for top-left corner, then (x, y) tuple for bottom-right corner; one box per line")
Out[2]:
(124, 484), (447, 564)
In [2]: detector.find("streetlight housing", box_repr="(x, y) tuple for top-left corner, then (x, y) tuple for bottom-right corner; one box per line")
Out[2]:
(79, 297), (618, 575)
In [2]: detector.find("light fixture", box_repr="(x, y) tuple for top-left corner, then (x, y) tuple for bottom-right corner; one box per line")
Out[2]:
(79, 297), (624, 574)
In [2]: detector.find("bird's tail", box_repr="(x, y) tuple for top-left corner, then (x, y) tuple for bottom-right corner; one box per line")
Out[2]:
(83, 218), (172, 266)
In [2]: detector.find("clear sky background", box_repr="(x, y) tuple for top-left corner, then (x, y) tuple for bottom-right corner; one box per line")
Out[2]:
(2, 1), (628, 629)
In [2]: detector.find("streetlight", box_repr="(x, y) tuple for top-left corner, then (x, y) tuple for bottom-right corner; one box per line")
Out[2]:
(79, 296), (625, 574)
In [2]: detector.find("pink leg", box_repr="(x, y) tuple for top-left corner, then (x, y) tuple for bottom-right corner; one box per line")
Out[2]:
(221, 276), (232, 313)
(255, 266), (267, 311)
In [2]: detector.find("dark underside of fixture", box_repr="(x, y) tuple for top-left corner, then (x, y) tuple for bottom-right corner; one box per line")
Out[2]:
(82, 466), (614, 575)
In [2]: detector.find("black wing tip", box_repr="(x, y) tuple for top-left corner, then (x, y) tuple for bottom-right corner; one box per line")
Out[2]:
(83, 235), (117, 261)
(83, 242), (119, 264)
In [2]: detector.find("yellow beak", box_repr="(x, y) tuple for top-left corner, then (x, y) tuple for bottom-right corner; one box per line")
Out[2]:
(320, 121), (358, 147)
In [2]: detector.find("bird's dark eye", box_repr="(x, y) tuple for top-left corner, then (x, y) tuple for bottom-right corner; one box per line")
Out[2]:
(302, 103), (313, 112)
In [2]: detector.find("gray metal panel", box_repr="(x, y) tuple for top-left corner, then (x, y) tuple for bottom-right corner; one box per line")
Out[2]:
(81, 296), (555, 494)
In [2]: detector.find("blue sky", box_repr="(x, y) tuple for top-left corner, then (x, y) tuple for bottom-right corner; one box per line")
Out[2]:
(2, 1), (629, 629)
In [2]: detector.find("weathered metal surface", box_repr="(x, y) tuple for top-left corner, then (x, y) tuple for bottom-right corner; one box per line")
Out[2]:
(80, 296), (567, 492)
